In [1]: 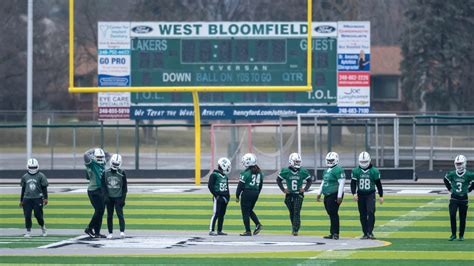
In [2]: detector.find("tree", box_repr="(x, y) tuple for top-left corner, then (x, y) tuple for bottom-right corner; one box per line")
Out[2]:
(400, 0), (474, 111)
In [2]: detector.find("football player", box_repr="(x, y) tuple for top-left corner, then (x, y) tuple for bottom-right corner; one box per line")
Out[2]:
(84, 148), (109, 238)
(20, 158), (48, 238)
(102, 154), (128, 239)
(208, 157), (231, 236)
(444, 155), (474, 241)
(351, 152), (384, 240)
(316, 152), (345, 240)
(277, 153), (312, 236)
(236, 153), (263, 236)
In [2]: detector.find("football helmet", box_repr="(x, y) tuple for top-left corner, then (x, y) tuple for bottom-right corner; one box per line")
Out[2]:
(27, 158), (39, 174)
(241, 153), (257, 168)
(217, 157), (232, 175)
(289, 153), (302, 169)
(94, 148), (105, 164)
(326, 152), (339, 167)
(358, 151), (371, 169)
(110, 154), (122, 170)
(454, 155), (467, 172)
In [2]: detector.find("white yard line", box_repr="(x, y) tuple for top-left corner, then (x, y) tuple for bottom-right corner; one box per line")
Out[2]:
(38, 235), (88, 249)
(301, 197), (445, 264)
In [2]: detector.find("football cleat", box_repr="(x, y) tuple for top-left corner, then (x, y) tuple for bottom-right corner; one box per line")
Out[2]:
(360, 235), (369, 240)
(368, 233), (376, 240)
(217, 231), (228, 236)
(448, 235), (456, 241)
(292, 231), (298, 236)
(94, 233), (107, 239)
(209, 231), (217, 236)
(333, 234), (340, 240)
(84, 228), (94, 238)
(41, 226), (47, 237)
(107, 234), (113, 239)
(24, 232), (31, 238)
(323, 234), (334, 239)
(120, 232), (125, 239)
(240, 231), (252, 236)
(458, 236), (464, 241)
(253, 224), (263, 235)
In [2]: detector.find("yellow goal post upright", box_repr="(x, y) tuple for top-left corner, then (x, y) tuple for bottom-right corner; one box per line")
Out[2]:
(68, 0), (313, 185)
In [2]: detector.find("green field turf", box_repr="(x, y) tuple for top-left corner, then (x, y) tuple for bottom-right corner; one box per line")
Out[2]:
(0, 193), (473, 265)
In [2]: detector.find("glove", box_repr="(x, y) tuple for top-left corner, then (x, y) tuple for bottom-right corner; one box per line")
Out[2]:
(336, 197), (343, 205)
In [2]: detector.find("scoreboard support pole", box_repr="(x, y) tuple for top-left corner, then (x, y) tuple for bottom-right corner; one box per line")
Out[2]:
(306, 0), (312, 87)
(192, 92), (201, 185)
(68, 0), (313, 185)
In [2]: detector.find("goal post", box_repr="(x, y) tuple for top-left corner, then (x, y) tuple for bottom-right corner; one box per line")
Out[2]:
(68, 0), (314, 185)
(209, 122), (299, 179)
(293, 113), (416, 181)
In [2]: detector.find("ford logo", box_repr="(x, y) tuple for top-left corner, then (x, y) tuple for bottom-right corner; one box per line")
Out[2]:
(132, 26), (153, 34)
(314, 25), (336, 33)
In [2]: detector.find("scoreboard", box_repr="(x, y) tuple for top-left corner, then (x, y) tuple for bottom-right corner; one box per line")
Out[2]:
(129, 22), (337, 105)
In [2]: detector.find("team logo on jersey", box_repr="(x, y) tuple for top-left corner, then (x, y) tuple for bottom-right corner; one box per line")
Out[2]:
(108, 177), (120, 189)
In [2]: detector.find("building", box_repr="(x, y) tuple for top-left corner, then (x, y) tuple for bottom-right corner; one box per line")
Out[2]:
(370, 46), (405, 111)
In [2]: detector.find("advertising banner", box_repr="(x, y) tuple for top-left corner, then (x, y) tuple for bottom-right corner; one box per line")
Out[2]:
(130, 105), (338, 120)
(336, 21), (370, 113)
(97, 22), (131, 119)
(337, 87), (370, 107)
(337, 72), (370, 87)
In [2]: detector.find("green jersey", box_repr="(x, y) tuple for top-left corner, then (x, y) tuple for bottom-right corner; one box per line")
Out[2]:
(278, 167), (311, 194)
(86, 160), (105, 191)
(209, 170), (229, 195)
(20, 172), (48, 199)
(102, 169), (127, 198)
(351, 166), (380, 194)
(321, 165), (345, 195)
(444, 170), (474, 197)
(239, 169), (264, 191)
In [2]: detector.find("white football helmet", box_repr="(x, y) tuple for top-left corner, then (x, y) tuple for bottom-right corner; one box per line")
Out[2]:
(94, 148), (105, 164)
(289, 153), (302, 169)
(454, 155), (467, 172)
(326, 152), (339, 167)
(358, 151), (371, 169)
(27, 158), (39, 174)
(110, 154), (122, 170)
(217, 157), (232, 175)
(241, 153), (257, 168)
